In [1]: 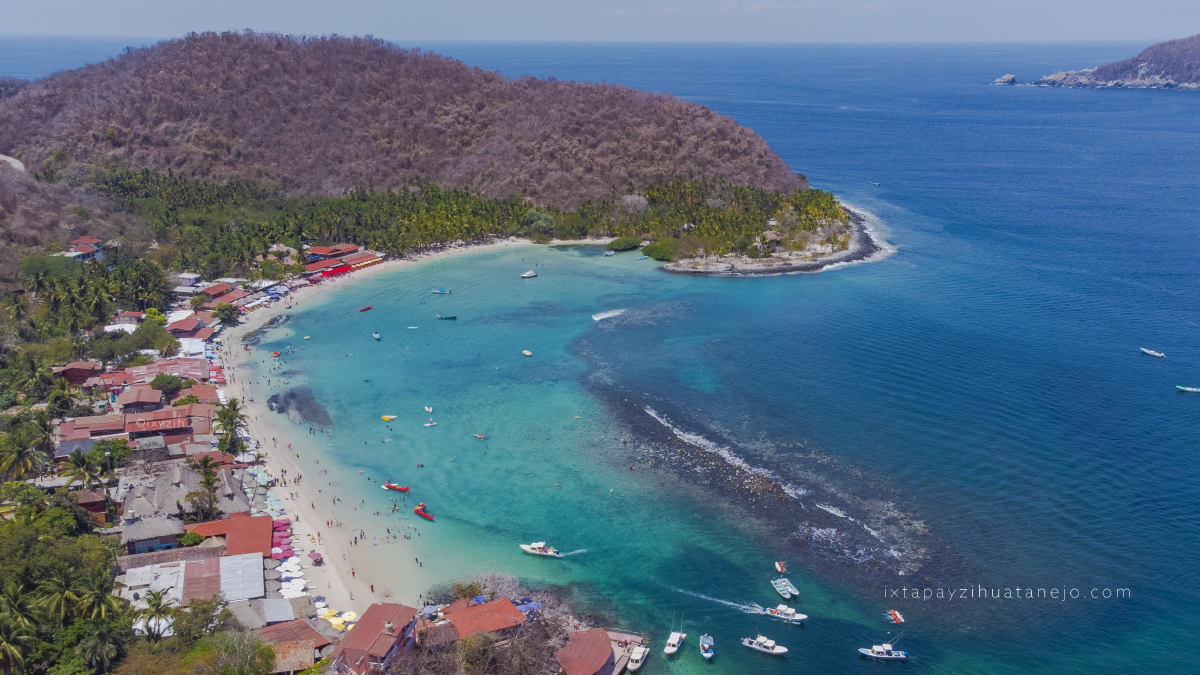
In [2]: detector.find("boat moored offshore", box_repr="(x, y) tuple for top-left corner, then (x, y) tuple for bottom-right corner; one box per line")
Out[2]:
(859, 636), (908, 660)
(521, 270), (537, 278)
(771, 577), (799, 599)
(699, 634), (714, 659)
(741, 634), (787, 655)
(1140, 347), (1165, 357)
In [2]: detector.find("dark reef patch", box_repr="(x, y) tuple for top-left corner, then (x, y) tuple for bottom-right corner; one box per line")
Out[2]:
(267, 386), (332, 427)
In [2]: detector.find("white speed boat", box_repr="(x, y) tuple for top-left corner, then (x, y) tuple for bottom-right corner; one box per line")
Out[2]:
(626, 645), (648, 671)
(741, 634), (787, 655)
(664, 631), (686, 655)
(762, 604), (807, 624)
(699, 634), (714, 659)
(519, 542), (563, 557)
(771, 577), (799, 599)
(520, 270), (537, 278)
(1140, 347), (1165, 358)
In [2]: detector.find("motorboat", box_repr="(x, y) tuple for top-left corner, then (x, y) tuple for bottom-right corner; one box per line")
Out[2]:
(741, 634), (787, 655)
(431, 288), (451, 294)
(521, 270), (537, 278)
(635, 255), (649, 260)
(519, 542), (563, 557)
(859, 641), (907, 660)
(372, 332), (380, 340)
(424, 419), (437, 427)
(381, 415), (397, 421)
(381, 483), (409, 492)
(359, 305), (372, 312)
(887, 609), (905, 624)
(775, 561), (787, 574)
(771, 577), (799, 599)
(272, 351), (281, 357)
(1140, 347), (1165, 358)
(626, 645), (648, 672)
(699, 634), (714, 659)
(436, 315), (457, 320)
(1177, 386), (1200, 393)
(664, 631), (686, 655)
(414, 503), (434, 520)
(522, 350), (532, 357)
(762, 605), (807, 624)
(472, 434), (486, 440)
(604, 250), (615, 256)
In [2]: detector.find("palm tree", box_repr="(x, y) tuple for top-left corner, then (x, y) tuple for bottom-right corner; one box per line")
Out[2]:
(0, 429), (47, 481)
(23, 271), (47, 311)
(61, 450), (100, 489)
(37, 565), (79, 626)
(2, 293), (29, 324)
(0, 613), (31, 675)
(138, 589), (174, 643)
(76, 620), (125, 673)
(0, 582), (36, 630)
(215, 398), (248, 439)
(75, 567), (120, 620)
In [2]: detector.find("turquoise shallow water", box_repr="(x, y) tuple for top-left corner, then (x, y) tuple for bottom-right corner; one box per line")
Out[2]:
(8, 39), (1200, 673)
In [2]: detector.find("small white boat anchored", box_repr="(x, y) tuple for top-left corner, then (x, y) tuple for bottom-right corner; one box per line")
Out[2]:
(762, 604), (807, 624)
(741, 634), (787, 656)
(771, 577), (800, 599)
(859, 634), (908, 660)
(604, 250), (615, 256)
(626, 645), (648, 672)
(519, 542), (563, 557)
(372, 332), (380, 340)
(521, 270), (538, 278)
(699, 634), (714, 659)
(1177, 386), (1200, 393)
(664, 631), (686, 655)
(1141, 347), (1165, 358)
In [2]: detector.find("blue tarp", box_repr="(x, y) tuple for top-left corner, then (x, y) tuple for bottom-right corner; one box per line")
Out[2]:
(515, 602), (542, 613)
(471, 595), (487, 604)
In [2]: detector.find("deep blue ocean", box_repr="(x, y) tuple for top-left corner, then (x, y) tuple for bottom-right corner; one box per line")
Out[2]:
(6, 37), (1199, 673)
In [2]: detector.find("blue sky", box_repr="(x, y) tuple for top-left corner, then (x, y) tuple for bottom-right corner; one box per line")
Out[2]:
(0, 0), (1195, 42)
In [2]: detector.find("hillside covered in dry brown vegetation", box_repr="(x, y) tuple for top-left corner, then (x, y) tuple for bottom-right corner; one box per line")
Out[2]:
(0, 32), (804, 208)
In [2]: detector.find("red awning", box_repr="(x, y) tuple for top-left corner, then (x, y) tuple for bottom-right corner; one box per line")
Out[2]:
(320, 265), (353, 277)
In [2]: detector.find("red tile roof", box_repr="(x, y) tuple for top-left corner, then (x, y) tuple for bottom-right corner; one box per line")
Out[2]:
(304, 258), (342, 273)
(73, 243), (97, 253)
(444, 598), (524, 638)
(166, 317), (201, 332)
(71, 414), (126, 435)
(201, 283), (232, 296)
(181, 556), (221, 606)
(555, 629), (615, 675)
(214, 289), (251, 304)
(269, 639), (315, 674)
(173, 384), (219, 404)
(116, 385), (163, 406)
(125, 358), (210, 383)
(341, 251), (382, 266)
(333, 603), (416, 663)
(192, 327), (216, 341)
(308, 245), (335, 256)
(186, 514), (274, 557)
(257, 619), (331, 649)
(72, 236), (103, 245)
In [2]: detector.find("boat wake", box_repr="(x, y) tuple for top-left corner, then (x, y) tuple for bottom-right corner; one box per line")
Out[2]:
(560, 549), (588, 556)
(659, 583), (764, 614)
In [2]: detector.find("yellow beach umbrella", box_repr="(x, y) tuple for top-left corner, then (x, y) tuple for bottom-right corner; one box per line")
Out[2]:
(341, 612), (357, 622)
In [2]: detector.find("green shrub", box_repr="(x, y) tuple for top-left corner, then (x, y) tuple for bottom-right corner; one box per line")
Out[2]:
(641, 239), (678, 261)
(177, 532), (204, 547)
(605, 236), (640, 251)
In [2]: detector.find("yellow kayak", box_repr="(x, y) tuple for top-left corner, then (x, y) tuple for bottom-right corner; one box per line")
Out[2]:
(381, 415), (397, 421)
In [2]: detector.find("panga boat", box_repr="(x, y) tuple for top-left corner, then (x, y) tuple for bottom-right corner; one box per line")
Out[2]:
(1140, 347), (1165, 358)
(381, 483), (409, 492)
(304, 336), (310, 340)
(636, 255), (649, 260)
(424, 419), (437, 427)
(359, 305), (372, 312)
(762, 605), (807, 624)
(520, 270), (537, 278)
(272, 351), (280, 357)
(775, 561), (787, 573)
(700, 634), (714, 659)
(472, 434), (486, 440)
(627, 646), (648, 672)
(519, 542), (563, 557)
(604, 250), (615, 256)
(771, 577), (800, 599)
(381, 415), (397, 422)
(859, 636), (907, 660)
(431, 288), (451, 294)
(436, 315), (456, 320)
(664, 631), (686, 655)
(1177, 386), (1200, 393)
(741, 634), (787, 655)
(372, 332), (380, 340)
(887, 609), (905, 624)
(414, 503), (434, 520)
(522, 350), (532, 357)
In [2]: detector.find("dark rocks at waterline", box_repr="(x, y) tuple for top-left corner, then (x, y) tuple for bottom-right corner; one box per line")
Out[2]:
(268, 386), (333, 427)
(242, 314), (291, 346)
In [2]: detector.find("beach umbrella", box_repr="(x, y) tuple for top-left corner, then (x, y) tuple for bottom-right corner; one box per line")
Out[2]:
(341, 612), (357, 622)
(307, 551), (323, 559)
(273, 518), (291, 526)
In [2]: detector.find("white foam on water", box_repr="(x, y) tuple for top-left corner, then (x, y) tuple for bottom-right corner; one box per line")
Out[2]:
(561, 549), (587, 556)
(592, 309), (627, 321)
(644, 407), (782, 483)
(659, 582), (764, 614)
(816, 503), (848, 518)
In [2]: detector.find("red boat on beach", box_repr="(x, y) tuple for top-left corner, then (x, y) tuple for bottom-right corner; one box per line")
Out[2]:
(381, 483), (409, 492)
(414, 503), (434, 521)
(359, 305), (372, 312)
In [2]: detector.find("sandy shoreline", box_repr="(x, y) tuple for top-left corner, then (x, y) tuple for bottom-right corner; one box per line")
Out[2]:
(219, 237), (612, 613)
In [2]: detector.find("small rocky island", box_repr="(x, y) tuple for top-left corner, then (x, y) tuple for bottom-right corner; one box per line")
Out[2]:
(994, 32), (1200, 90)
